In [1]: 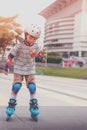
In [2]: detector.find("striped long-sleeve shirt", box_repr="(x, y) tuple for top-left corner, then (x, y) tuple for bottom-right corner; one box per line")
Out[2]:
(10, 41), (41, 75)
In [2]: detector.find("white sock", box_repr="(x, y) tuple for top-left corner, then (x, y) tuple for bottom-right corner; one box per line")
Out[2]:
(11, 95), (16, 100)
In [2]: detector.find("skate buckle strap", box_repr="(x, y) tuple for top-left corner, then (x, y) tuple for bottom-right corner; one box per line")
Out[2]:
(30, 99), (38, 109)
(8, 99), (17, 108)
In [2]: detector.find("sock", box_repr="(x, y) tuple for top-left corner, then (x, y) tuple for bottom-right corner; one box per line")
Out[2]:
(11, 95), (16, 100)
(30, 92), (36, 99)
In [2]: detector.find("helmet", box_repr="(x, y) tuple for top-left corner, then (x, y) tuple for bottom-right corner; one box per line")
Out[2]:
(24, 24), (41, 38)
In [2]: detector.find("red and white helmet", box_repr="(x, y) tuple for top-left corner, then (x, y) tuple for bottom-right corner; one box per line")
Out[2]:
(24, 24), (41, 39)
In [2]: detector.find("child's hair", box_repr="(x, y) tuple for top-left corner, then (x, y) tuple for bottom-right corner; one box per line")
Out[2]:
(24, 24), (41, 39)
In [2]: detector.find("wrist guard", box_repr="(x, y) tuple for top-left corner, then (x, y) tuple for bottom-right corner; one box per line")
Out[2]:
(5, 62), (11, 72)
(4, 53), (14, 72)
(38, 51), (46, 63)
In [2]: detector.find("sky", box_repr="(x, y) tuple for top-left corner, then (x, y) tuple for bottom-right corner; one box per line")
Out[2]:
(0, 0), (55, 28)
(0, 0), (55, 47)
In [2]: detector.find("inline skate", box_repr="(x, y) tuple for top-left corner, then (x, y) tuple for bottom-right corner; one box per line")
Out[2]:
(29, 98), (39, 121)
(6, 99), (16, 121)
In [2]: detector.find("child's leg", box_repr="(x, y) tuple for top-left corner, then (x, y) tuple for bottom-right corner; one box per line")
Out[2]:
(11, 74), (23, 99)
(25, 75), (36, 99)
(25, 75), (39, 121)
(6, 74), (23, 118)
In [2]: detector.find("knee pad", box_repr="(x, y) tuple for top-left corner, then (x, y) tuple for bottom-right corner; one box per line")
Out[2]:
(27, 82), (36, 94)
(12, 82), (22, 94)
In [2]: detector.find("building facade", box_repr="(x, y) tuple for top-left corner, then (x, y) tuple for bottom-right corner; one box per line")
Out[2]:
(39, 0), (87, 58)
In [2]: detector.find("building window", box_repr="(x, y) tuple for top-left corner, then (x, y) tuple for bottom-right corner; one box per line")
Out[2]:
(52, 39), (58, 42)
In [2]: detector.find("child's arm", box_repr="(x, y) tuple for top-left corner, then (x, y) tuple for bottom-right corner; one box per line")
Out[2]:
(4, 53), (14, 75)
(37, 51), (46, 63)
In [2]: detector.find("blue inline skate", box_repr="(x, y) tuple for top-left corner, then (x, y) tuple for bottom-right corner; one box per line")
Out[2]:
(6, 99), (16, 121)
(29, 98), (39, 121)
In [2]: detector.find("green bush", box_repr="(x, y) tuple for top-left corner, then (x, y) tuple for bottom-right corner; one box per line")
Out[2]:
(47, 56), (62, 64)
(35, 56), (62, 64)
(35, 57), (41, 62)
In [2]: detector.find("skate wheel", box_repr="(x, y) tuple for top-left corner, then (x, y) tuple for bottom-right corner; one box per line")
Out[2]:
(6, 115), (10, 121)
(31, 114), (38, 122)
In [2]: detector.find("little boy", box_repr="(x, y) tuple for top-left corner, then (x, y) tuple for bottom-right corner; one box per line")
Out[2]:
(5, 24), (45, 121)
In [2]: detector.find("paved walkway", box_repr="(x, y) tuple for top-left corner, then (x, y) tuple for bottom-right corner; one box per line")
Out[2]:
(0, 74), (87, 130)
(1, 106), (87, 130)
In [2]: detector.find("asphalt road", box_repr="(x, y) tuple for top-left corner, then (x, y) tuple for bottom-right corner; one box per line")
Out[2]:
(0, 74), (87, 130)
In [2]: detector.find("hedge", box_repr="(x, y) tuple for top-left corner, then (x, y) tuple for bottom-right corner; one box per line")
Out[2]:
(35, 56), (62, 64)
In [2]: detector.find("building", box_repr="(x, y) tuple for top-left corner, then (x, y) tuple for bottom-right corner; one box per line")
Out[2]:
(39, 0), (87, 59)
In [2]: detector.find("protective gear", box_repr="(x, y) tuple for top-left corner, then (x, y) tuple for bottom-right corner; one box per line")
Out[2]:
(27, 82), (36, 94)
(38, 51), (46, 63)
(4, 53), (14, 74)
(4, 62), (10, 72)
(12, 82), (22, 94)
(38, 55), (46, 63)
(24, 24), (41, 38)
(6, 99), (16, 120)
(8, 53), (14, 62)
(29, 98), (39, 121)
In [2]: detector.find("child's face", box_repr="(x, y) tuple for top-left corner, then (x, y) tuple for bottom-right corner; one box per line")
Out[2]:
(26, 34), (37, 46)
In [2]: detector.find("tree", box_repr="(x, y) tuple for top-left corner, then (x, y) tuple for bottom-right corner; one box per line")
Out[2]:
(0, 14), (23, 51)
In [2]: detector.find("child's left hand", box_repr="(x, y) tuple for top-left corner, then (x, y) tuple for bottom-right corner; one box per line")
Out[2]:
(38, 51), (46, 63)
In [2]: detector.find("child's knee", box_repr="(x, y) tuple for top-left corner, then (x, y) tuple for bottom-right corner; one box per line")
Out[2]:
(27, 82), (36, 94)
(12, 82), (22, 94)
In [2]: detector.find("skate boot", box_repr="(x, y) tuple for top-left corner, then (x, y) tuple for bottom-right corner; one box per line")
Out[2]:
(6, 99), (16, 121)
(29, 98), (39, 121)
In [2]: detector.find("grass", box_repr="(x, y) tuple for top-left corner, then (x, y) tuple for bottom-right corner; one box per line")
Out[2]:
(36, 67), (87, 79)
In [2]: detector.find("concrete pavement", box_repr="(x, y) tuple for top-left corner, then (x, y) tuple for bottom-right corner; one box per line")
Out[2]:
(1, 106), (87, 130)
(0, 74), (87, 130)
